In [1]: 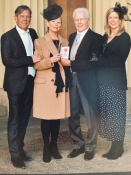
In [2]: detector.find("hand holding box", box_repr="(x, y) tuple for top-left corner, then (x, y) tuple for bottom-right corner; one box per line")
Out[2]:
(60, 46), (70, 59)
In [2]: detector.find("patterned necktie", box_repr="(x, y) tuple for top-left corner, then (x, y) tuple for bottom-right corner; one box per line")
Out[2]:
(70, 33), (81, 61)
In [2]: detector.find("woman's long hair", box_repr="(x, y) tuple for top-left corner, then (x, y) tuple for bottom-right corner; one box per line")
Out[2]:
(104, 8), (126, 36)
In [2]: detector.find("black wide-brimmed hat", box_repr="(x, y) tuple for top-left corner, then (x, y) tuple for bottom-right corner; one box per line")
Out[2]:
(42, 4), (63, 21)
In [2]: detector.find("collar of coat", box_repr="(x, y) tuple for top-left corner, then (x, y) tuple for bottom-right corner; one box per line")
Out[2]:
(44, 32), (68, 56)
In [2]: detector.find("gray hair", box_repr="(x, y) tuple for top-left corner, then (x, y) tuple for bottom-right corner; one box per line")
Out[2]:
(73, 7), (90, 19)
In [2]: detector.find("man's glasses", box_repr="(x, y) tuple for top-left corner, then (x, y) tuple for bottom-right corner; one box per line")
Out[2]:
(74, 18), (88, 22)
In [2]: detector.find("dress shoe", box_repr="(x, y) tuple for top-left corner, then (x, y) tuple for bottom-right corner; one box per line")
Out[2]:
(84, 151), (94, 160)
(11, 156), (26, 169)
(68, 147), (85, 158)
(20, 150), (32, 161)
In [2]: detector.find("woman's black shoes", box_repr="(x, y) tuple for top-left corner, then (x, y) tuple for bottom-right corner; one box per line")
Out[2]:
(102, 147), (114, 158)
(106, 148), (124, 160)
(50, 145), (62, 159)
(43, 147), (51, 163)
(102, 141), (124, 160)
(43, 145), (62, 163)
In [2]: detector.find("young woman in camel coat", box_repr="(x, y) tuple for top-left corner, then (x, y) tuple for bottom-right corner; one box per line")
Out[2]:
(33, 4), (71, 163)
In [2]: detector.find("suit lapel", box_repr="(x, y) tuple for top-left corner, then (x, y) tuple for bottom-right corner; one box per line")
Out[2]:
(69, 30), (92, 57)
(12, 27), (26, 54)
(44, 33), (58, 56)
(77, 28), (92, 54)
(29, 29), (38, 52)
(29, 29), (34, 42)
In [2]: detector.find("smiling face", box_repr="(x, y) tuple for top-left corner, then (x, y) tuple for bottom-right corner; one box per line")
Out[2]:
(108, 11), (122, 31)
(73, 12), (90, 32)
(47, 17), (62, 33)
(14, 10), (31, 31)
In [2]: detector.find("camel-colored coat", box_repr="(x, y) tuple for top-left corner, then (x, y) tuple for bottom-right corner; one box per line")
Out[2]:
(33, 33), (70, 120)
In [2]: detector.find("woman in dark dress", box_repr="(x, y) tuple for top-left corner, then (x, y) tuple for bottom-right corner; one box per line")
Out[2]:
(98, 2), (131, 160)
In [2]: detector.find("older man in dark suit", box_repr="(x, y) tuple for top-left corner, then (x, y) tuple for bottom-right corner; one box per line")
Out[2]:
(1, 5), (41, 168)
(61, 7), (102, 160)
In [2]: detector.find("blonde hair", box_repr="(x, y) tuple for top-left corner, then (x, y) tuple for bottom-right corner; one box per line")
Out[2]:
(104, 8), (126, 36)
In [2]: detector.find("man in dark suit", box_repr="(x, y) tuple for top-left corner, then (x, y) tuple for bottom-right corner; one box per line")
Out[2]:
(60, 7), (102, 160)
(1, 5), (41, 168)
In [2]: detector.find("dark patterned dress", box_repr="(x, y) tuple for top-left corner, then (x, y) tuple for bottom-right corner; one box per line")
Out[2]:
(97, 32), (130, 141)
(99, 85), (126, 141)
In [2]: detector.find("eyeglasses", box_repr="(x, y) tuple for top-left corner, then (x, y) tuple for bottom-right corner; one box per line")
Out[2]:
(74, 18), (88, 22)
